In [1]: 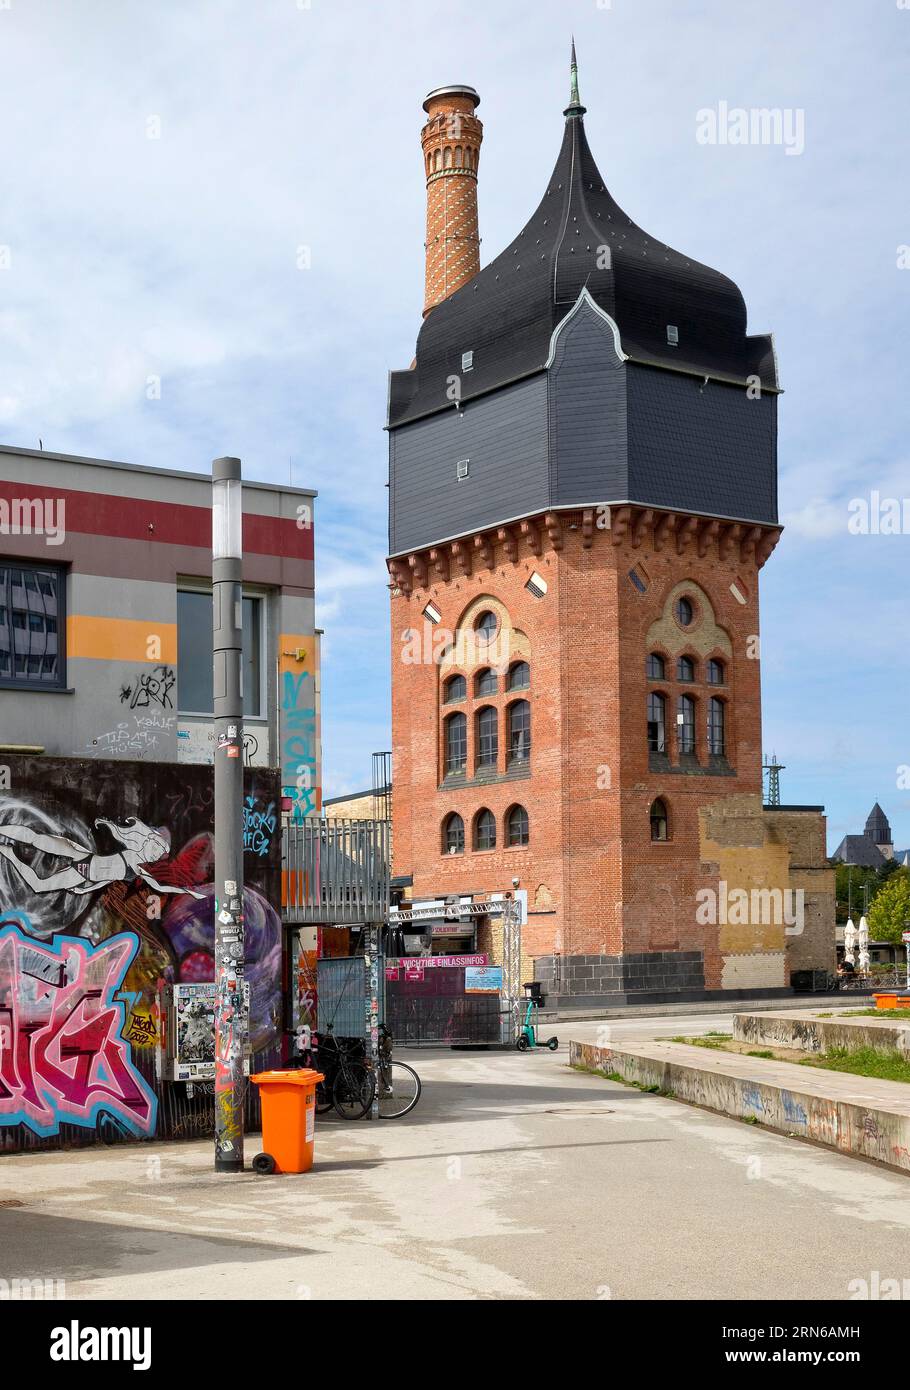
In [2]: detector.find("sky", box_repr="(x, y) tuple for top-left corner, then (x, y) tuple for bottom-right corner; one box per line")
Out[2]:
(0, 0), (907, 854)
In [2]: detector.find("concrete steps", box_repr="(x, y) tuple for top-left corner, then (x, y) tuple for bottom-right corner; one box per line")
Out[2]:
(569, 1031), (910, 1174)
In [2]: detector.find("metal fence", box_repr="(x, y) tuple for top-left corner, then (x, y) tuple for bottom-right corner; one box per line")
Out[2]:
(317, 954), (385, 1037)
(282, 817), (390, 924)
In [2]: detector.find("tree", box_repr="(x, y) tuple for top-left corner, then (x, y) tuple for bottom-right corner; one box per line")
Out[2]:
(867, 868), (910, 945)
(833, 863), (880, 923)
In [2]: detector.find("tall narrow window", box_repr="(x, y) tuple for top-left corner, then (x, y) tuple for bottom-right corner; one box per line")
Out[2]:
(677, 694), (696, 755)
(444, 712), (467, 775)
(474, 668), (497, 697)
(474, 808), (496, 851)
(646, 653), (665, 680)
(507, 661), (530, 691)
(647, 692), (666, 753)
(177, 589), (263, 717)
(708, 698), (726, 756)
(707, 658), (725, 686)
(650, 798), (669, 842)
(507, 804), (530, 847)
(676, 655), (696, 683)
(476, 706), (498, 769)
(508, 699), (531, 766)
(443, 813), (465, 855)
(444, 674), (466, 703)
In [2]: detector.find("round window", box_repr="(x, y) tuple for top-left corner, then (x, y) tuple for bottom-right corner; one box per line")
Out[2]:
(475, 610), (499, 643)
(675, 596), (694, 628)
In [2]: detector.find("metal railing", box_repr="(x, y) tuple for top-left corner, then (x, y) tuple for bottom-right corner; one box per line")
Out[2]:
(282, 817), (390, 924)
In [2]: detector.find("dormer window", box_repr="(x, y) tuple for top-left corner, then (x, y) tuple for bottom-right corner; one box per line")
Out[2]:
(461, 351), (474, 371)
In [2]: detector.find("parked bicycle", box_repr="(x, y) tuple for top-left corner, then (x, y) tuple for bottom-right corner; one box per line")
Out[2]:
(294, 1025), (375, 1120)
(376, 1024), (421, 1119)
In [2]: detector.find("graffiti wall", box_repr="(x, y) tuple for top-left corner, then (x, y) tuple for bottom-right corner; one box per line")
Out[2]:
(0, 756), (282, 1153)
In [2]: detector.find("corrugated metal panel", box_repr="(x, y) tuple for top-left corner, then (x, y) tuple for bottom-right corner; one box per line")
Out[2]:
(317, 955), (385, 1037)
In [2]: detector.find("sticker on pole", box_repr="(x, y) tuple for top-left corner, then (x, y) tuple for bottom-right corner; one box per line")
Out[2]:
(902, 931), (910, 944)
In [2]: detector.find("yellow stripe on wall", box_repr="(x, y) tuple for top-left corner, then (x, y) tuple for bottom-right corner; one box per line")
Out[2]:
(66, 616), (178, 664)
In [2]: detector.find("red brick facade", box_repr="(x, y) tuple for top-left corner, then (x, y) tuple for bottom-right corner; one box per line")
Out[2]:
(390, 508), (783, 987)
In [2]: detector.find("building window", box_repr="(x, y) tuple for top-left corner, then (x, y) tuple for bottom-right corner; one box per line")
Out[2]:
(444, 674), (466, 703)
(507, 804), (529, 847)
(475, 610), (498, 643)
(646, 653), (665, 680)
(476, 705), (498, 769)
(507, 661), (530, 691)
(677, 694), (696, 755)
(177, 589), (263, 717)
(0, 563), (65, 688)
(708, 697), (726, 756)
(508, 699), (531, 766)
(707, 658), (726, 686)
(647, 692), (666, 753)
(650, 798), (669, 842)
(475, 667), (497, 697)
(444, 712), (467, 775)
(474, 808), (496, 851)
(675, 596), (694, 628)
(677, 655), (696, 683)
(443, 813), (465, 855)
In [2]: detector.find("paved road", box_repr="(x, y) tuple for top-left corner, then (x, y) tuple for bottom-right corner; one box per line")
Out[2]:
(2, 1012), (908, 1300)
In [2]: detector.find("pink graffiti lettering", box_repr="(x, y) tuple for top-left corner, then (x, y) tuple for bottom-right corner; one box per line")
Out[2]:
(0, 925), (158, 1138)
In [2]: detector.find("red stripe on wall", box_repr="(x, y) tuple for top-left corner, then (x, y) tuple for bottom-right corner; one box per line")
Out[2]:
(0, 481), (314, 560)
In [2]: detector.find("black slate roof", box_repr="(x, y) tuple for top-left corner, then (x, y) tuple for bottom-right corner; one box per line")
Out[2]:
(389, 85), (777, 428)
(864, 802), (892, 838)
(831, 835), (887, 868)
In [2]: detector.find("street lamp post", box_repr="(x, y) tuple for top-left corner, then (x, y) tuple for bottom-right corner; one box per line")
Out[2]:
(212, 456), (246, 1173)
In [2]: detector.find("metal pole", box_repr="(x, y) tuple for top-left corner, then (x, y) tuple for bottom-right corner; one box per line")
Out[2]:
(212, 455), (245, 1172)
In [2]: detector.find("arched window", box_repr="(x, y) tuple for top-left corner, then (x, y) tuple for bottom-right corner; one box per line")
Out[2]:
(444, 674), (466, 703)
(433, 149), (441, 172)
(475, 610), (498, 643)
(650, 798), (669, 842)
(443, 813), (464, 855)
(476, 706), (498, 769)
(454, 145), (463, 167)
(444, 712), (467, 775)
(507, 804), (529, 847)
(647, 692), (666, 753)
(646, 653), (665, 680)
(474, 808), (496, 851)
(707, 658), (725, 686)
(444, 146), (453, 168)
(675, 596), (694, 628)
(508, 699), (531, 766)
(677, 655), (696, 683)
(475, 667), (497, 697)
(708, 698), (726, 756)
(677, 694), (696, 755)
(507, 661), (530, 691)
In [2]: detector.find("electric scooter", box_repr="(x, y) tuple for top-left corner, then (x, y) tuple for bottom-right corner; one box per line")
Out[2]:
(515, 988), (559, 1052)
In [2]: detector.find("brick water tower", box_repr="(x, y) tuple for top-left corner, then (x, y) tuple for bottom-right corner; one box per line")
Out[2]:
(384, 50), (834, 1004)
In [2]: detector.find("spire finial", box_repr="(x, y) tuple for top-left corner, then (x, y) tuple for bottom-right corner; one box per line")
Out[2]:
(564, 36), (586, 118)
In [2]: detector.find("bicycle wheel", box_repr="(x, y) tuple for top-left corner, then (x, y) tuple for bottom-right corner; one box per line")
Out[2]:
(315, 1081), (333, 1115)
(377, 1060), (421, 1119)
(333, 1062), (375, 1120)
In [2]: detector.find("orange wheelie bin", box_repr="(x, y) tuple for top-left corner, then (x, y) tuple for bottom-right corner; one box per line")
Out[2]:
(250, 1069), (324, 1175)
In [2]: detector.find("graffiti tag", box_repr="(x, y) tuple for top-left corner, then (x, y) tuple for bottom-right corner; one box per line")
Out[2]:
(0, 924), (158, 1138)
(119, 665), (175, 711)
(243, 796), (276, 858)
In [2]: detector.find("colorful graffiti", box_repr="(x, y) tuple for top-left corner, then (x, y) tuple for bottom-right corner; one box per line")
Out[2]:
(0, 759), (282, 1150)
(280, 641), (319, 823)
(243, 795), (276, 858)
(0, 919), (158, 1138)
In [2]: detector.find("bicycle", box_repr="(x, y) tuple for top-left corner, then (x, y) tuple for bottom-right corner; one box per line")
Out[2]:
(294, 1026), (375, 1120)
(376, 1024), (421, 1119)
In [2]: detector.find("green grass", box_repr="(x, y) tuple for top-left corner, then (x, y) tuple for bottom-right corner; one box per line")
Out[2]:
(843, 1009), (910, 1020)
(799, 1046), (910, 1084)
(747, 1050), (775, 1059)
(671, 1033), (732, 1050)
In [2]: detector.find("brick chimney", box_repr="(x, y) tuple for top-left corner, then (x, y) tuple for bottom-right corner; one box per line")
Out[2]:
(420, 85), (482, 316)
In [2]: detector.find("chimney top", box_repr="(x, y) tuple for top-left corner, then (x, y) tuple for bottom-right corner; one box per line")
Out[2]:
(422, 84), (480, 113)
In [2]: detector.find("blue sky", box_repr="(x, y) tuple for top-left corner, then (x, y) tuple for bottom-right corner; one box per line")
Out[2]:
(0, 0), (907, 853)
